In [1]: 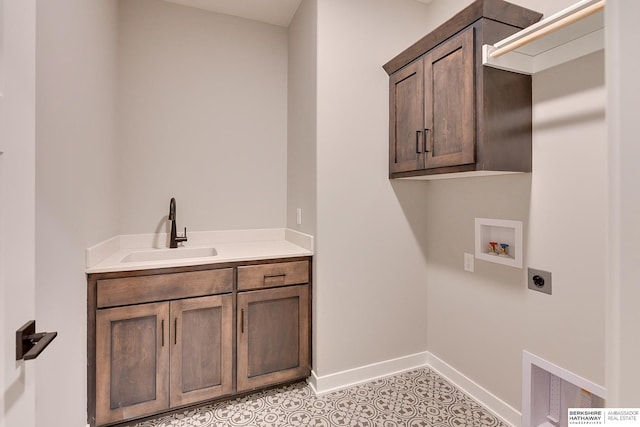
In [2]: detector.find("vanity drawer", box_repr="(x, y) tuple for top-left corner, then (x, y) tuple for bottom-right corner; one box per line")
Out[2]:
(237, 260), (309, 291)
(97, 268), (233, 308)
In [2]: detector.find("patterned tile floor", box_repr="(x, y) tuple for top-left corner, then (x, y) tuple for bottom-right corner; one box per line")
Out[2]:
(133, 367), (508, 427)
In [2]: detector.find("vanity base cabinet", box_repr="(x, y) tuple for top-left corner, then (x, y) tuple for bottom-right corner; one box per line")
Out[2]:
(88, 257), (312, 427)
(237, 284), (310, 392)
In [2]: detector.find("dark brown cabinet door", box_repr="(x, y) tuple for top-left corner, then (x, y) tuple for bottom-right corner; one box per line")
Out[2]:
(96, 302), (170, 426)
(237, 284), (310, 392)
(385, 2), (540, 178)
(389, 59), (425, 174)
(424, 27), (475, 169)
(169, 295), (233, 406)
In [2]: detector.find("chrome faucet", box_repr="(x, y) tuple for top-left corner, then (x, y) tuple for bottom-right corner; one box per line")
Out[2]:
(168, 197), (188, 248)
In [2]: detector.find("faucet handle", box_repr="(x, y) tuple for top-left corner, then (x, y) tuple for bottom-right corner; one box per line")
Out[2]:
(176, 227), (188, 243)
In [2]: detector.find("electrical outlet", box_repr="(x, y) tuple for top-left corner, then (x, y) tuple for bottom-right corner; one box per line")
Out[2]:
(296, 208), (302, 225)
(528, 267), (552, 295)
(464, 253), (474, 272)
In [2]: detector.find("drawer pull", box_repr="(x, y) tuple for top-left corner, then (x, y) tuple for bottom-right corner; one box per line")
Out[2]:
(264, 273), (286, 286)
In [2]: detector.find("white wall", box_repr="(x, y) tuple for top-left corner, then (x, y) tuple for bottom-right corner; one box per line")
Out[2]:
(118, 0), (288, 234)
(287, 0), (316, 236)
(287, 0), (319, 372)
(1, 1), (37, 426)
(605, 0), (640, 406)
(427, 51), (606, 413)
(312, 0), (435, 382)
(35, 1), (119, 426)
(424, 0), (606, 416)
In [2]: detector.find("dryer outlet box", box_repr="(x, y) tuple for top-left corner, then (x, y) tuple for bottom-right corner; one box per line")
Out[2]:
(528, 268), (552, 295)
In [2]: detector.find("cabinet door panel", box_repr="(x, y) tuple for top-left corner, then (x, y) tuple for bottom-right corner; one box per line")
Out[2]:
(389, 59), (424, 173)
(96, 303), (169, 426)
(424, 27), (475, 169)
(170, 295), (233, 407)
(249, 297), (299, 375)
(237, 285), (310, 392)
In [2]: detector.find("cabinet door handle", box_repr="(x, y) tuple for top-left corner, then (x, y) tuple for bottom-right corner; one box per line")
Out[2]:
(161, 319), (165, 347)
(416, 130), (422, 153)
(424, 129), (430, 153)
(240, 309), (244, 334)
(174, 318), (178, 345)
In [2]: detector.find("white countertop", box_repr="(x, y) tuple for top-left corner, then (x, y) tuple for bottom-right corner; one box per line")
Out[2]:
(86, 228), (314, 274)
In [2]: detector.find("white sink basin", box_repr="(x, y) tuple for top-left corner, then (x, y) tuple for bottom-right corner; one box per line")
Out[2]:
(121, 247), (217, 263)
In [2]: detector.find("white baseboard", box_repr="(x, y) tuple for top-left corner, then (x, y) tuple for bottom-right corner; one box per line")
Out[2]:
(426, 352), (521, 427)
(309, 351), (521, 427)
(308, 351), (429, 395)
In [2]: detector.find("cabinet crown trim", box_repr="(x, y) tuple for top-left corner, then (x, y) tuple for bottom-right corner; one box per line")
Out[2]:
(383, 0), (542, 75)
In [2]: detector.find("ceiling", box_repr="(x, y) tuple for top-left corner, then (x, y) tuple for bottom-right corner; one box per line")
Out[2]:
(162, 0), (433, 27)
(162, 0), (303, 27)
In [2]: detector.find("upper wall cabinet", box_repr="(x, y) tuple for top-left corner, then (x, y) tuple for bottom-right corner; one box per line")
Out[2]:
(383, 0), (542, 179)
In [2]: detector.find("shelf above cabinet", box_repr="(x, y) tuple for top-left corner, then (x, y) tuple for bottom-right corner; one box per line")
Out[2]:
(482, 0), (604, 75)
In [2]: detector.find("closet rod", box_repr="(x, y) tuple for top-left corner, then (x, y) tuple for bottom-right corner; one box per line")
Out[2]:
(489, 0), (605, 59)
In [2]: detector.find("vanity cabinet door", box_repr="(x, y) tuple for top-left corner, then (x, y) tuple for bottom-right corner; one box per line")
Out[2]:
(95, 302), (170, 426)
(237, 284), (310, 392)
(169, 294), (233, 406)
(423, 26), (475, 170)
